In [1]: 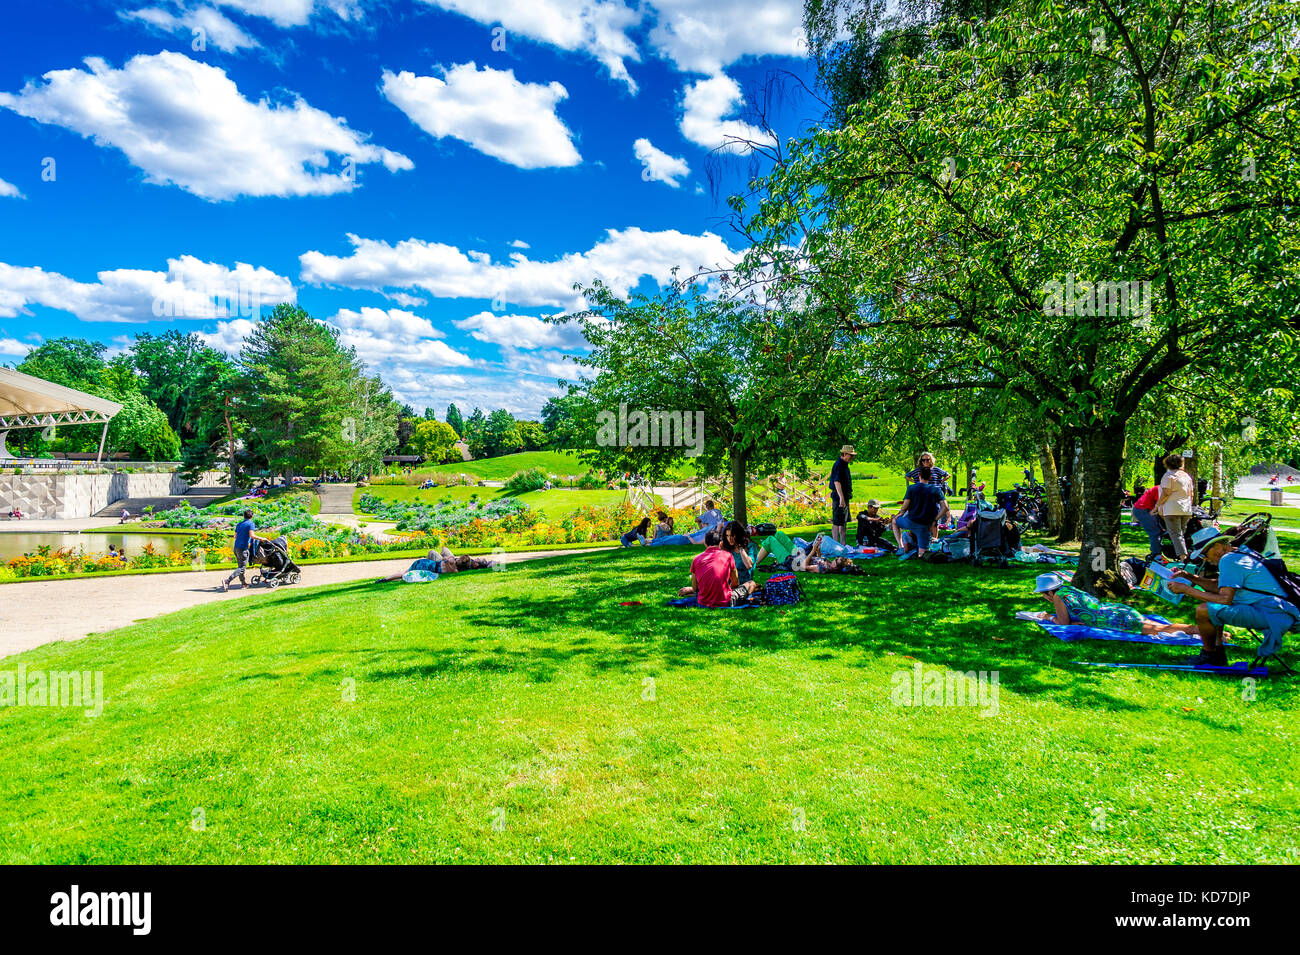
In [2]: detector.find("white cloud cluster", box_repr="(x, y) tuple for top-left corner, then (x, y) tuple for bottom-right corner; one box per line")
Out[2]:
(0, 178), (23, 199)
(415, 0), (643, 91)
(121, 6), (261, 52)
(0, 52), (412, 200)
(633, 137), (690, 187)
(454, 310), (588, 349)
(0, 336), (38, 357)
(679, 73), (774, 153)
(414, 0), (806, 88)
(300, 226), (740, 310)
(0, 255), (295, 323)
(381, 63), (581, 169)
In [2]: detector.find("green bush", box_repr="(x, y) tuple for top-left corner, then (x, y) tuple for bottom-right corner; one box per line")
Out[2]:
(503, 467), (549, 495)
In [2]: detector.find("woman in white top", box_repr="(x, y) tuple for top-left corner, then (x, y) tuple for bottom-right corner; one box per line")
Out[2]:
(1155, 453), (1194, 558)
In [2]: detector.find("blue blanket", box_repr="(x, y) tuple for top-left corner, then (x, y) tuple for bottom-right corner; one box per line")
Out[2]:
(665, 596), (758, 609)
(1034, 615), (1212, 647)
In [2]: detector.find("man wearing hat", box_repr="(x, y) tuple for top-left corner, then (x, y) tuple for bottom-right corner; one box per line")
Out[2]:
(1168, 528), (1300, 666)
(829, 445), (856, 545)
(856, 498), (895, 551)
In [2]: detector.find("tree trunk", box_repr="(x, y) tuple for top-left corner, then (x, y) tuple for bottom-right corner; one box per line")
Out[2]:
(1038, 443), (1065, 533)
(224, 398), (237, 495)
(1185, 447), (1200, 505)
(1211, 446), (1224, 507)
(1056, 428), (1082, 544)
(993, 459), (999, 495)
(1071, 423), (1129, 594)
(730, 445), (749, 526)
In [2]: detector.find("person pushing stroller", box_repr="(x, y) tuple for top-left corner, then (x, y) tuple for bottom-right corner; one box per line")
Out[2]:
(221, 509), (273, 592)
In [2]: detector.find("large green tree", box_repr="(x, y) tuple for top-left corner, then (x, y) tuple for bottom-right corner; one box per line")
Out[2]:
(746, 0), (1300, 590)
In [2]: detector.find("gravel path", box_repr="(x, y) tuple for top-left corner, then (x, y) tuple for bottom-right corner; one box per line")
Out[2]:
(0, 547), (601, 660)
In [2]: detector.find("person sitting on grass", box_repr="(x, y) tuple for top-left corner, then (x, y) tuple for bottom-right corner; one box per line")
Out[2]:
(719, 520), (759, 586)
(678, 527), (759, 607)
(857, 499), (895, 550)
(1029, 573), (1196, 637)
(653, 510), (675, 538)
(696, 499), (725, 529)
(1167, 530), (1300, 666)
(376, 546), (500, 582)
(893, 466), (946, 560)
(620, 517), (653, 547)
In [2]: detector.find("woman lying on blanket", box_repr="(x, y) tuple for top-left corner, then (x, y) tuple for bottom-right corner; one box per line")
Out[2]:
(375, 547), (499, 582)
(1030, 573), (1194, 636)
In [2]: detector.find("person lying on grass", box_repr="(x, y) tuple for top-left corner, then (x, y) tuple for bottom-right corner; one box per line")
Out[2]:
(620, 517), (653, 547)
(375, 546), (499, 582)
(1028, 573), (1196, 637)
(677, 527), (759, 607)
(792, 537), (861, 574)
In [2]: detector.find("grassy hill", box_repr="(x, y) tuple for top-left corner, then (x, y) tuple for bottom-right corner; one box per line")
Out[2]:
(1, 544), (1295, 863)
(413, 451), (589, 482)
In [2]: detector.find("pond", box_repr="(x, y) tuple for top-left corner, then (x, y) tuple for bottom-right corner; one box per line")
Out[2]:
(0, 533), (193, 561)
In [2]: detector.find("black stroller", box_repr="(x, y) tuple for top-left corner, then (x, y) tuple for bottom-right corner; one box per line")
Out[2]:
(250, 536), (302, 588)
(972, 506), (1016, 568)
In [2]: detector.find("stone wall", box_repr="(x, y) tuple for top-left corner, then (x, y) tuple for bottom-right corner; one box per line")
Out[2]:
(0, 471), (218, 519)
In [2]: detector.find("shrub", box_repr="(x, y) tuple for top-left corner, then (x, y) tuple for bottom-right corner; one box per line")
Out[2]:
(503, 467), (548, 494)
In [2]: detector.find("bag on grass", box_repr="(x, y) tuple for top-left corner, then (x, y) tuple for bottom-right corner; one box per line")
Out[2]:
(763, 573), (804, 606)
(942, 537), (971, 561)
(750, 522), (778, 537)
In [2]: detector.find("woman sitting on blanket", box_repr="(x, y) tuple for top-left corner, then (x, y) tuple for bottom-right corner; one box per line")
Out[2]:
(720, 520), (759, 585)
(376, 547), (498, 582)
(1031, 573), (1194, 636)
(620, 517), (653, 547)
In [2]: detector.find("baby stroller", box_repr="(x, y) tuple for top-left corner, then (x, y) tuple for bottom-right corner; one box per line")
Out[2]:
(972, 506), (1015, 568)
(250, 536), (302, 589)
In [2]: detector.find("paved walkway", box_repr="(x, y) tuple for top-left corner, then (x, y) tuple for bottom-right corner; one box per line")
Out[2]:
(0, 547), (602, 660)
(316, 482), (357, 515)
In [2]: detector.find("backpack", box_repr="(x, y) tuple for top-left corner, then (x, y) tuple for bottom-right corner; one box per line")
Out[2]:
(750, 523), (777, 537)
(763, 573), (804, 606)
(1233, 547), (1300, 609)
(941, 536), (971, 561)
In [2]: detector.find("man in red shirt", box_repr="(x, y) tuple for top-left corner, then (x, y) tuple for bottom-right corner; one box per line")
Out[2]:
(680, 528), (756, 607)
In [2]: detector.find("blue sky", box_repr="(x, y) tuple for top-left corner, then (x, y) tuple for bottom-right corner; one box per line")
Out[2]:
(0, 0), (822, 417)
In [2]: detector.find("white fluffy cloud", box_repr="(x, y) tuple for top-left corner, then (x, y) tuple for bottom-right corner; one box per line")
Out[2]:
(0, 178), (22, 199)
(300, 226), (740, 310)
(413, 1), (807, 88)
(0, 256), (295, 323)
(414, 0), (643, 91)
(633, 137), (690, 187)
(0, 52), (412, 200)
(326, 306), (474, 371)
(121, 6), (261, 52)
(680, 73), (774, 153)
(648, 0), (806, 75)
(0, 336), (38, 357)
(454, 310), (588, 349)
(381, 63), (581, 169)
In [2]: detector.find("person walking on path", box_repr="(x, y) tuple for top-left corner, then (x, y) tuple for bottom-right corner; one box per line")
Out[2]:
(221, 509), (271, 592)
(829, 445), (856, 544)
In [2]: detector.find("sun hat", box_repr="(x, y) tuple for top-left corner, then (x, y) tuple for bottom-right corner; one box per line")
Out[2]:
(867, 498), (880, 508)
(840, 445), (856, 455)
(1189, 529), (1233, 560)
(1034, 572), (1066, 593)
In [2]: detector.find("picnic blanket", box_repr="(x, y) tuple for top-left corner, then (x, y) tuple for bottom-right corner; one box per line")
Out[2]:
(1073, 660), (1269, 677)
(402, 569), (439, 583)
(665, 596), (759, 609)
(1016, 610), (1210, 647)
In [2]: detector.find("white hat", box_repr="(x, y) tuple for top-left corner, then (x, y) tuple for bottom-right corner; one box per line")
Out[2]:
(1034, 572), (1066, 593)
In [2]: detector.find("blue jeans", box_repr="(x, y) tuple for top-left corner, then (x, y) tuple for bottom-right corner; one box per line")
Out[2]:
(648, 534), (693, 546)
(1208, 601), (1298, 656)
(895, 514), (932, 552)
(1132, 507), (1163, 557)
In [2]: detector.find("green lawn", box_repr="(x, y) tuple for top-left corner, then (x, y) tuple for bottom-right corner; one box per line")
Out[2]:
(354, 484), (637, 517)
(409, 451), (589, 482)
(1, 544), (1295, 863)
